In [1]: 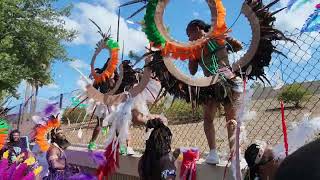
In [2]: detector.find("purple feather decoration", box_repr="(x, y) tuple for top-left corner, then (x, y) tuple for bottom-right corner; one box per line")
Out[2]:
(43, 102), (59, 116)
(91, 151), (105, 166)
(7, 162), (18, 178)
(69, 173), (97, 180)
(0, 159), (9, 175)
(12, 163), (28, 180)
(301, 4), (320, 32)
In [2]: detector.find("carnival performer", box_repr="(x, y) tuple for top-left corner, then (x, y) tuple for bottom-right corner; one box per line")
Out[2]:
(88, 59), (133, 154)
(45, 127), (80, 179)
(88, 59), (162, 155)
(138, 118), (178, 180)
(88, 58), (119, 151)
(0, 129), (29, 164)
(186, 19), (243, 164)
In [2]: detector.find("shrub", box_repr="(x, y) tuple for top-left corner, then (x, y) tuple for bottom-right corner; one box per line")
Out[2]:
(277, 84), (311, 108)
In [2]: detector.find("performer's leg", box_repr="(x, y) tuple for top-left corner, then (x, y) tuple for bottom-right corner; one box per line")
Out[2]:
(88, 117), (103, 150)
(204, 100), (219, 149)
(126, 130), (135, 155)
(203, 100), (219, 164)
(224, 91), (241, 152)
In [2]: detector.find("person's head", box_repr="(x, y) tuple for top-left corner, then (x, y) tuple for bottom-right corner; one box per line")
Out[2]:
(50, 127), (70, 150)
(140, 118), (173, 179)
(9, 129), (20, 143)
(186, 19), (211, 41)
(245, 143), (280, 180)
(274, 138), (320, 180)
(95, 68), (103, 74)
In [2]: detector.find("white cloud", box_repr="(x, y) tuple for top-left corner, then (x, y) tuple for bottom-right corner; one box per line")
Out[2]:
(228, 49), (247, 66)
(69, 59), (90, 70)
(193, 11), (200, 18)
(277, 39), (313, 63)
(46, 83), (59, 89)
(64, 2), (148, 55)
(273, 0), (320, 58)
(274, 0), (315, 32)
(100, 0), (120, 12)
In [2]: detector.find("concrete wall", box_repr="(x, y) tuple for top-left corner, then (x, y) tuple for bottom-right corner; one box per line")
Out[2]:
(66, 146), (234, 180)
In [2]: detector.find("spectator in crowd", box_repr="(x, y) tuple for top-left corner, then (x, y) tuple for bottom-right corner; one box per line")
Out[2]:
(274, 138), (320, 180)
(0, 129), (29, 164)
(244, 138), (320, 180)
(45, 127), (80, 179)
(244, 143), (281, 180)
(138, 118), (178, 180)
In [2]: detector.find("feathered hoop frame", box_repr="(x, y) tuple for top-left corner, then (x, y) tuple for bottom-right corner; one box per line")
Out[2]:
(33, 116), (61, 152)
(90, 20), (120, 84)
(145, 0), (227, 61)
(122, 0), (293, 87)
(85, 56), (152, 106)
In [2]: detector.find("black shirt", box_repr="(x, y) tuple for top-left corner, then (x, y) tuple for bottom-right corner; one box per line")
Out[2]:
(138, 153), (176, 180)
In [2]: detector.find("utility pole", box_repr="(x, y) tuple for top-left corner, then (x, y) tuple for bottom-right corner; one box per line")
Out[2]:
(30, 82), (38, 117)
(22, 82), (32, 126)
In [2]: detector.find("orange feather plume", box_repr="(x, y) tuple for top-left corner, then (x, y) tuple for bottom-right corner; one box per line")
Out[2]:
(34, 117), (61, 152)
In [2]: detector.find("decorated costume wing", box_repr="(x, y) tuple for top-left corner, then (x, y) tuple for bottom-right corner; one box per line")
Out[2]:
(301, 4), (320, 32)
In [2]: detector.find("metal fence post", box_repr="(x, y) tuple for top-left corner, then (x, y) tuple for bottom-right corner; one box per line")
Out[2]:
(59, 93), (63, 109)
(17, 103), (22, 130)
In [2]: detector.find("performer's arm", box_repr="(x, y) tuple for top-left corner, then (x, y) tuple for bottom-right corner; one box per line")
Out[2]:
(131, 109), (168, 125)
(226, 37), (243, 52)
(131, 109), (147, 125)
(188, 60), (199, 75)
(47, 148), (65, 170)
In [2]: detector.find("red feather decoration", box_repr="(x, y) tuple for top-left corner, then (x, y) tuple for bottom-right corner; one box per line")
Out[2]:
(97, 139), (120, 180)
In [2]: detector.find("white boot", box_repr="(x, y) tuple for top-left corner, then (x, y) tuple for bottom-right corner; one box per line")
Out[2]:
(127, 147), (136, 156)
(205, 149), (220, 164)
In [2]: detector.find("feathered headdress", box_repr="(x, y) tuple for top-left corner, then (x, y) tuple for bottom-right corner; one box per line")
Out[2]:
(0, 118), (10, 150)
(32, 116), (61, 152)
(31, 103), (62, 152)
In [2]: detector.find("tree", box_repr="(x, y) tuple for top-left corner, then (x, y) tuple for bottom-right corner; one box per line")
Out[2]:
(0, 0), (77, 99)
(277, 84), (311, 108)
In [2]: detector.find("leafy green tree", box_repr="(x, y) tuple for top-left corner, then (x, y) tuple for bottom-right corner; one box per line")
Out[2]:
(61, 108), (88, 124)
(277, 84), (311, 108)
(0, 0), (77, 98)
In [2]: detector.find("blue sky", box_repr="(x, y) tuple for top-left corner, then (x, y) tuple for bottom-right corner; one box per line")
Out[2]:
(10, 0), (320, 108)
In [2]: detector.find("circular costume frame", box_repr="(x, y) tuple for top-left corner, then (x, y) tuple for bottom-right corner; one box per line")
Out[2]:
(144, 0), (287, 87)
(145, 0), (227, 60)
(161, 2), (261, 87)
(91, 38), (119, 84)
(144, 0), (227, 87)
(146, 0), (291, 104)
(86, 56), (152, 106)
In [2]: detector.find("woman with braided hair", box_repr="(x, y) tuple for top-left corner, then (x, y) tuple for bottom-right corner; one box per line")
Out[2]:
(186, 19), (243, 164)
(138, 118), (179, 180)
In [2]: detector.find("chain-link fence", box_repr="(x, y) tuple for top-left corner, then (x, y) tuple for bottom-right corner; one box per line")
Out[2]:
(7, 29), (320, 158)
